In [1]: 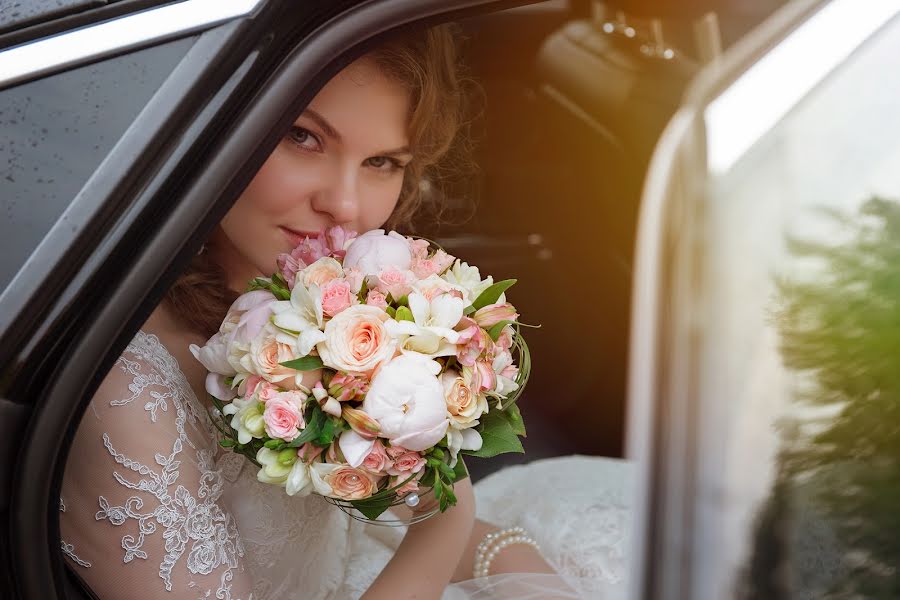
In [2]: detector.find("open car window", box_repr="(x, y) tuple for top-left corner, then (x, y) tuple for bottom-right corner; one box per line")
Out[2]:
(630, 2), (900, 598)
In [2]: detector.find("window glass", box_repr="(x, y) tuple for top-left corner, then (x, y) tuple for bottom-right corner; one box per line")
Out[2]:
(0, 36), (195, 291)
(694, 14), (900, 599)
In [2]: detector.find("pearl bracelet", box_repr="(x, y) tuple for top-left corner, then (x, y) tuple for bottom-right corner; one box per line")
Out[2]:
(472, 526), (541, 579)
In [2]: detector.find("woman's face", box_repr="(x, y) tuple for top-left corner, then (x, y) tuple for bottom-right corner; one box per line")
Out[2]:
(212, 57), (412, 289)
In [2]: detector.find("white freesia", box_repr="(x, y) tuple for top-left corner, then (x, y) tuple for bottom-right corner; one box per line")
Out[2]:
(256, 447), (291, 485)
(339, 430), (375, 468)
(385, 291), (464, 358)
(362, 354), (449, 451)
(342, 229), (411, 276)
(446, 427), (483, 468)
(223, 397), (265, 444)
(271, 280), (326, 357)
(285, 460), (313, 496)
(442, 260), (494, 303)
(309, 462), (340, 496)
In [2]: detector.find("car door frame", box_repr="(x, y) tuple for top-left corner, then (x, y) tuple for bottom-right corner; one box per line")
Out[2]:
(0, 1), (542, 598)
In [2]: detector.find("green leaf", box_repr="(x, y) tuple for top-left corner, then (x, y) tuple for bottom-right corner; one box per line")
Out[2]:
(289, 404), (325, 447)
(420, 468), (436, 488)
(357, 279), (369, 302)
(395, 306), (414, 322)
(385, 306), (396, 318)
(437, 461), (455, 480)
(280, 355), (324, 371)
(470, 279), (516, 312)
(264, 439), (286, 450)
(465, 409), (524, 458)
(219, 439), (235, 448)
(451, 456), (469, 482)
(350, 495), (396, 520)
(316, 418), (336, 446)
(502, 403), (527, 437)
(487, 320), (515, 342)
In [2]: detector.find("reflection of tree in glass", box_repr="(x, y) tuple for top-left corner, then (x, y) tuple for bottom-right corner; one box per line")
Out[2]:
(745, 197), (900, 599)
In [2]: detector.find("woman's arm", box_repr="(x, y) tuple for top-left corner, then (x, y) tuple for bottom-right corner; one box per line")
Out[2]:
(360, 477), (476, 600)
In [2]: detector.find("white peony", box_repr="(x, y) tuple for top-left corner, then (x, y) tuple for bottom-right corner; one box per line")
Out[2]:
(342, 229), (412, 276)
(362, 354), (449, 451)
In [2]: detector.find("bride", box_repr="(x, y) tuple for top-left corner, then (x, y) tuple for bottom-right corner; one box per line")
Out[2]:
(58, 24), (631, 600)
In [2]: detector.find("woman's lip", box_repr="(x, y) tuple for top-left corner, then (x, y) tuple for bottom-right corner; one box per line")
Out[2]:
(280, 226), (320, 241)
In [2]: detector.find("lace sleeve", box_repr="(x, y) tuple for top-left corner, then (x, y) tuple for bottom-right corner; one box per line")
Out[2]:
(59, 332), (254, 600)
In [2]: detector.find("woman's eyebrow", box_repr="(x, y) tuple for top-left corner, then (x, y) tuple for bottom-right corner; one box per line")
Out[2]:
(301, 108), (411, 156)
(302, 108), (341, 142)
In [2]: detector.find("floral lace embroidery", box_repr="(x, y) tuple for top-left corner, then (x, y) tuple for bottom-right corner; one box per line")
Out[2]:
(60, 496), (93, 567)
(93, 331), (245, 598)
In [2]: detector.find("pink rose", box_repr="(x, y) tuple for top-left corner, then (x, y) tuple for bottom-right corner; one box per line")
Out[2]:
(386, 449), (426, 477)
(323, 465), (378, 500)
(361, 440), (391, 475)
(321, 280), (354, 317)
(392, 474), (421, 497)
(256, 381), (280, 402)
(373, 267), (413, 300)
(263, 393), (305, 441)
(365, 289), (388, 310)
(318, 305), (397, 376)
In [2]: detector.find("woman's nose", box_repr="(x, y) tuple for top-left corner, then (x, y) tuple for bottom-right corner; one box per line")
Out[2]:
(311, 171), (360, 225)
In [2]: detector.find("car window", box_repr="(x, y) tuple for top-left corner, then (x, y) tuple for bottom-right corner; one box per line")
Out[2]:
(692, 11), (900, 599)
(0, 36), (196, 292)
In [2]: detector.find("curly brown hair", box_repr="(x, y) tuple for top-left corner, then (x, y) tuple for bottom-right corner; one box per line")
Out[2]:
(165, 25), (472, 337)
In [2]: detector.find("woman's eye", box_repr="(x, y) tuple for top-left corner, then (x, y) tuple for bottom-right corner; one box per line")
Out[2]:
(366, 156), (405, 172)
(286, 127), (321, 151)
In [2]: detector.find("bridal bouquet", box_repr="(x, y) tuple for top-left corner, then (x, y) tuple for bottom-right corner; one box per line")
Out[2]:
(191, 227), (530, 521)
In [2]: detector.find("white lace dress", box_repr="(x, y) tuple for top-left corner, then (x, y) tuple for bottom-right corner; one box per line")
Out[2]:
(59, 331), (631, 599)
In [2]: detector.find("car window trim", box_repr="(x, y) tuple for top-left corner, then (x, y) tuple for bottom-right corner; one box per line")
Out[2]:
(0, 0), (265, 90)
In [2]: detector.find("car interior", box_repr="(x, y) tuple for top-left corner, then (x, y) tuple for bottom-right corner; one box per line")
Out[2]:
(430, 0), (787, 478)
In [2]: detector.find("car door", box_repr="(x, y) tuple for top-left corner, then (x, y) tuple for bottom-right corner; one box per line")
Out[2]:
(627, 0), (900, 598)
(0, 1), (540, 598)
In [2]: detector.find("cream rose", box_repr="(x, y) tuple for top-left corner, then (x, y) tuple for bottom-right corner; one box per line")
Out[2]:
(317, 305), (397, 376)
(311, 463), (378, 500)
(440, 369), (488, 428)
(299, 257), (343, 288)
(362, 354), (450, 451)
(239, 324), (300, 388)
